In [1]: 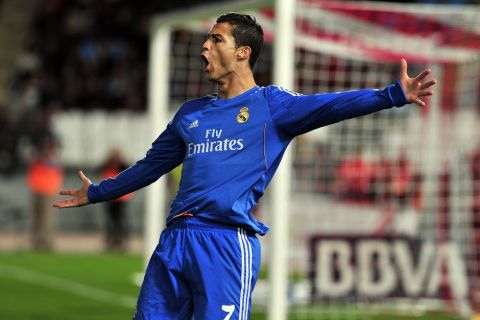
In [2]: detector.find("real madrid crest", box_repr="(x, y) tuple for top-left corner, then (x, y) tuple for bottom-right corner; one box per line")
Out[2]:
(236, 107), (249, 123)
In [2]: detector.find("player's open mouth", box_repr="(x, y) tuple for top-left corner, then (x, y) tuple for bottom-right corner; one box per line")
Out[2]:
(201, 55), (210, 72)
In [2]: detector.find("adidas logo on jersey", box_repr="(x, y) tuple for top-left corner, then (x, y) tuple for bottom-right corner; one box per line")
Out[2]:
(188, 120), (199, 129)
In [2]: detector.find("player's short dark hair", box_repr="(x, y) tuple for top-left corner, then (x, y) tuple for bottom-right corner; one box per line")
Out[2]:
(216, 12), (264, 70)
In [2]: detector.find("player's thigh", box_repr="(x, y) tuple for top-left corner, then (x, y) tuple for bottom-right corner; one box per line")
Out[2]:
(134, 229), (194, 320)
(188, 229), (261, 320)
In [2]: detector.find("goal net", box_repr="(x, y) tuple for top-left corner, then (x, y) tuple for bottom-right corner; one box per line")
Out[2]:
(153, 1), (480, 318)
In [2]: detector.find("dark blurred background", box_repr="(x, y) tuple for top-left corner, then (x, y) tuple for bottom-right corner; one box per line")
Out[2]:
(0, 0), (477, 175)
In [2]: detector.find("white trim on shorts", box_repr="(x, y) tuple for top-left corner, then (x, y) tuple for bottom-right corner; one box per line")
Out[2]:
(237, 228), (253, 320)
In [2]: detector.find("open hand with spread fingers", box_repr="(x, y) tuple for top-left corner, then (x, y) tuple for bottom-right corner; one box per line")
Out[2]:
(53, 170), (92, 208)
(399, 58), (437, 107)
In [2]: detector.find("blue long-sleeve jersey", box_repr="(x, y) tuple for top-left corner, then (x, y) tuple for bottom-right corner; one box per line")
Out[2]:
(88, 81), (408, 235)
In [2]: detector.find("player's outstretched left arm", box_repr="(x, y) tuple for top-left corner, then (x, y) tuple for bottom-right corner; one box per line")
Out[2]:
(398, 58), (437, 107)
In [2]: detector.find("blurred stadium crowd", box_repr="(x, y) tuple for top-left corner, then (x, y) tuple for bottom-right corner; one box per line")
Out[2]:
(0, 0), (220, 174)
(0, 0), (477, 176)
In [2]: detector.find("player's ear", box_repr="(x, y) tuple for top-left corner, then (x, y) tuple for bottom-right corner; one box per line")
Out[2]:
(237, 46), (251, 62)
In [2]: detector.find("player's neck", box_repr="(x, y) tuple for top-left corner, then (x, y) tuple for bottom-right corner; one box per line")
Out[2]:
(216, 70), (256, 100)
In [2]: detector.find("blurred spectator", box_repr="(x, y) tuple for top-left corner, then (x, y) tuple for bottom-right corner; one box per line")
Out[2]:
(372, 155), (393, 202)
(472, 147), (480, 228)
(335, 148), (376, 203)
(471, 148), (480, 256)
(390, 152), (420, 236)
(390, 150), (412, 208)
(26, 134), (63, 250)
(0, 106), (19, 174)
(470, 147), (480, 308)
(100, 148), (132, 251)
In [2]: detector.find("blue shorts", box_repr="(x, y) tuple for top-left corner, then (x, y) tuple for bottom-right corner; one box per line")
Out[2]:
(134, 217), (261, 320)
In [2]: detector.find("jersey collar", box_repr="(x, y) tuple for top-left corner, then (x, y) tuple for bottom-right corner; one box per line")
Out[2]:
(212, 86), (260, 106)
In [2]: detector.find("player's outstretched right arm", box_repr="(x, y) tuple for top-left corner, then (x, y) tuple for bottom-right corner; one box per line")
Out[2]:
(53, 170), (92, 208)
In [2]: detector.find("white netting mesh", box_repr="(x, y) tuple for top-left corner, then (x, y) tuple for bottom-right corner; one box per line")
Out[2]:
(165, 1), (480, 318)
